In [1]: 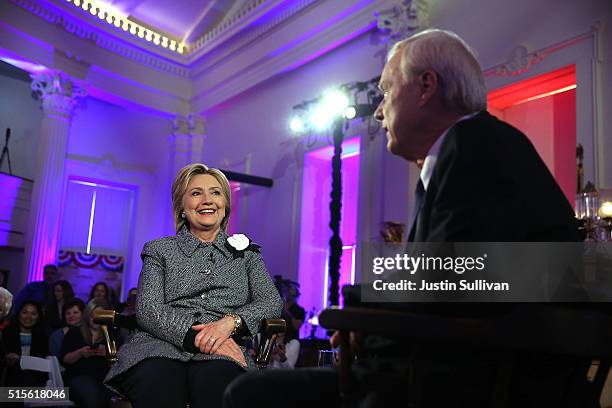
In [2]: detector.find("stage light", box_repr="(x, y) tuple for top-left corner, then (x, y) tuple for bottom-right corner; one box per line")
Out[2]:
(309, 105), (332, 131)
(289, 116), (306, 134)
(343, 106), (357, 120)
(320, 88), (349, 117)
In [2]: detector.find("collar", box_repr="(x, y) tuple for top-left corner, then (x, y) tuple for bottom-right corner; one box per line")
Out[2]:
(176, 225), (231, 258)
(420, 111), (480, 190)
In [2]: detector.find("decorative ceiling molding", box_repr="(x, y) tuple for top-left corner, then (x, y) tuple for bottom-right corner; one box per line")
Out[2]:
(188, 0), (317, 62)
(2, 0), (384, 114)
(63, 0), (186, 54)
(10, 0), (190, 77)
(190, 0), (318, 74)
(375, 0), (429, 43)
(484, 25), (599, 78)
(191, 0), (379, 113)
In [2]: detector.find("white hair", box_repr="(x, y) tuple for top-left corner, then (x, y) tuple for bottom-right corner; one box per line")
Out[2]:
(389, 28), (487, 113)
(0, 287), (13, 318)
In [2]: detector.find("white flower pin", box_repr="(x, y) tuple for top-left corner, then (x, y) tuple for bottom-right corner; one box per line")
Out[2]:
(227, 234), (250, 251)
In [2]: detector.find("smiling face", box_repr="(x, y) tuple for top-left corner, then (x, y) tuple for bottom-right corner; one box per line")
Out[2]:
(19, 304), (39, 331)
(182, 174), (226, 237)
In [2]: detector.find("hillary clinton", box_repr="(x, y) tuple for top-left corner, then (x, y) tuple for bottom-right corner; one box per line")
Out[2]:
(105, 163), (282, 408)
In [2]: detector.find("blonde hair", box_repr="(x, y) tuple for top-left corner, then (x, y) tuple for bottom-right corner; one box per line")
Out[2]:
(81, 299), (106, 345)
(171, 163), (232, 232)
(389, 28), (487, 113)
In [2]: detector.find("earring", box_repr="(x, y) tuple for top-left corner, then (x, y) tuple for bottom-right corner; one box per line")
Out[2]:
(181, 212), (186, 219)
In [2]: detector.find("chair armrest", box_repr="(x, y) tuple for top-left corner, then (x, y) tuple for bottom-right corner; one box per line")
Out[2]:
(255, 319), (286, 368)
(319, 305), (612, 359)
(93, 309), (137, 366)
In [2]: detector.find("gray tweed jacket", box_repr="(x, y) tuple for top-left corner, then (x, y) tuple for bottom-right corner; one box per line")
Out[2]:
(104, 226), (282, 395)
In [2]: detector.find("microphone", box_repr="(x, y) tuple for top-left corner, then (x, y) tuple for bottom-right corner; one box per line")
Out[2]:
(209, 252), (215, 264)
(4, 128), (9, 143)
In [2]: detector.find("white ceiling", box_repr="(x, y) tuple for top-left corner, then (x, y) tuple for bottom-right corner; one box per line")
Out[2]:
(97, 0), (249, 42)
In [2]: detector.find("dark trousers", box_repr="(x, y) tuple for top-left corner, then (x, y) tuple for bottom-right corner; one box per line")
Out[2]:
(66, 375), (113, 408)
(224, 367), (340, 408)
(122, 357), (244, 408)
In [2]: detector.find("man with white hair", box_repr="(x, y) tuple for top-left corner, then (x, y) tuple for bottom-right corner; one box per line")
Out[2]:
(374, 28), (577, 243)
(225, 29), (587, 408)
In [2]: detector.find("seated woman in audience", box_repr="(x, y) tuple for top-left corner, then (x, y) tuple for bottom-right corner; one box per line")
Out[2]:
(2, 301), (48, 386)
(104, 163), (282, 408)
(60, 299), (112, 408)
(48, 298), (85, 357)
(88, 282), (113, 308)
(268, 332), (300, 369)
(46, 280), (75, 332)
(116, 287), (137, 315)
(0, 287), (13, 330)
(0, 288), (13, 376)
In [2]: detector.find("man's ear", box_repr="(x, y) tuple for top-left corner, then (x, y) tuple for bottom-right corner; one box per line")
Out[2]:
(417, 69), (438, 107)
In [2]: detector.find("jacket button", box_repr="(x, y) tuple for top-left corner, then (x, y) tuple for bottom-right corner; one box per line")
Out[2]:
(204, 269), (212, 275)
(200, 294), (206, 299)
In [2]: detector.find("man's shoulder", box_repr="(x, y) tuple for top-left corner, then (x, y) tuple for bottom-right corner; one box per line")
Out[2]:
(441, 111), (533, 159)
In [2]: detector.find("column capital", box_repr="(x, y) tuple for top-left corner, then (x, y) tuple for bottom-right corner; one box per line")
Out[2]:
(31, 70), (87, 117)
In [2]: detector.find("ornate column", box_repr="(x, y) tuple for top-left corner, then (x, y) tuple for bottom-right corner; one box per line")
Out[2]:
(24, 70), (86, 282)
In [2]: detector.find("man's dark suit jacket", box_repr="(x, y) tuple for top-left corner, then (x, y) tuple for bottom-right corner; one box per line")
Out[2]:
(344, 112), (596, 407)
(411, 110), (578, 243)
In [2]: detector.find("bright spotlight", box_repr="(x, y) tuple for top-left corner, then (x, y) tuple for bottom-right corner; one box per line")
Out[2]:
(289, 116), (305, 133)
(309, 105), (332, 132)
(320, 88), (349, 116)
(343, 106), (357, 120)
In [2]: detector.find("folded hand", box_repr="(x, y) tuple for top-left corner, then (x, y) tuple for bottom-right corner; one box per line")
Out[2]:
(192, 316), (235, 354)
(212, 338), (247, 367)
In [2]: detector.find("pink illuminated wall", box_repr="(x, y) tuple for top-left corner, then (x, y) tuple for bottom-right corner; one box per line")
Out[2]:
(488, 66), (577, 203)
(298, 138), (360, 325)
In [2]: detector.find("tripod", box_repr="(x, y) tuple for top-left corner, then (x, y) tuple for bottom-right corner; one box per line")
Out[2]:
(0, 128), (12, 175)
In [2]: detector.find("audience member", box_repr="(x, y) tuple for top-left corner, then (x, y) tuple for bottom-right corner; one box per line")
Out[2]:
(46, 280), (75, 332)
(0, 287), (13, 383)
(60, 299), (112, 408)
(274, 276), (305, 340)
(88, 282), (113, 309)
(48, 298), (85, 357)
(2, 301), (48, 386)
(0, 287), (13, 330)
(116, 287), (137, 315)
(13, 264), (58, 313)
(268, 332), (299, 369)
